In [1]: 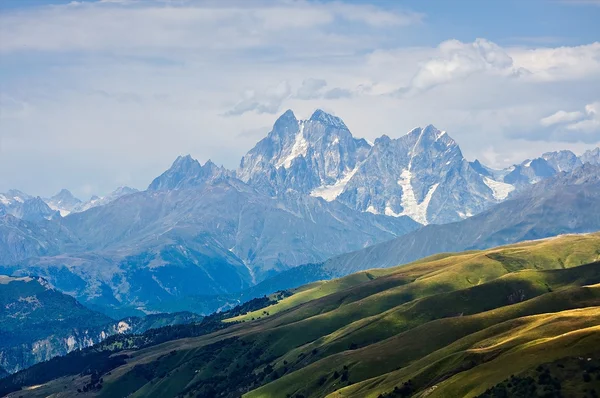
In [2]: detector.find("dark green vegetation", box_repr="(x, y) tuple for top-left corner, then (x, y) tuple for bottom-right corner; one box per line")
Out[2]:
(0, 275), (203, 375)
(120, 312), (204, 335)
(0, 276), (112, 341)
(0, 276), (114, 373)
(0, 295), (280, 396)
(479, 356), (600, 398)
(4, 233), (600, 397)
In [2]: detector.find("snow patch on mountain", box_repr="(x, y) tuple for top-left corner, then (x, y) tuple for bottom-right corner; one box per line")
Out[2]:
(47, 204), (71, 217)
(310, 165), (360, 201)
(277, 121), (308, 169)
(365, 205), (378, 214)
(394, 168), (439, 224)
(483, 176), (515, 200)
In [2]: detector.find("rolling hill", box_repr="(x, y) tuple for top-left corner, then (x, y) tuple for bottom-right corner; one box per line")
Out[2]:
(3, 232), (600, 397)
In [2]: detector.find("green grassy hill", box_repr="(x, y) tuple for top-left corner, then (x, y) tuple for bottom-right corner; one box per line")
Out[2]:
(4, 233), (600, 398)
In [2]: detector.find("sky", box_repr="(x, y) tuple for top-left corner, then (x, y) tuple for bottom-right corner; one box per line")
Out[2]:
(1, 0), (599, 198)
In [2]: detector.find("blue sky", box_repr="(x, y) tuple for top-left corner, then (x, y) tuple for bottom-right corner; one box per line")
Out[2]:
(1, 0), (599, 197)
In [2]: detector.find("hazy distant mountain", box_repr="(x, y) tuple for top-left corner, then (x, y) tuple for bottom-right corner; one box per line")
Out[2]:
(0, 190), (59, 222)
(148, 156), (232, 191)
(44, 186), (139, 216)
(0, 215), (80, 265)
(45, 189), (82, 216)
(5, 110), (599, 228)
(580, 147), (600, 165)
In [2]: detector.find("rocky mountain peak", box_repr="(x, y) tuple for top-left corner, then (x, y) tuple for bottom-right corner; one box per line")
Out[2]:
(405, 125), (454, 148)
(541, 150), (581, 173)
(111, 186), (138, 196)
(309, 109), (348, 130)
(373, 134), (392, 147)
(148, 156), (228, 191)
(272, 109), (299, 134)
(148, 155), (202, 191)
(470, 159), (493, 177)
(172, 154), (202, 170)
(581, 147), (600, 165)
(5, 189), (31, 202)
(20, 197), (60, 222)
(50, 189), (81, 206)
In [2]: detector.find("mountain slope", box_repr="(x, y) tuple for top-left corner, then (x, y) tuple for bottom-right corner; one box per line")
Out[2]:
(0, 275), (115, 374)
(277, 163), (600, 285)
(4, 174), (417, 314)
(73, 186), (140, 213)
(0, 215), (80, 265)
(4, 233), (600, 398)
(2, 109), (598, 316)
(0, 275), (203, 375)
(72, 161), (600, 316)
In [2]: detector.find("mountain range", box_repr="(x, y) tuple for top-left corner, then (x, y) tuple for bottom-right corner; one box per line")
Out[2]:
(1, 109), (599, 317)
(239, 110), (600, 224)
(6, 109), (599, 227)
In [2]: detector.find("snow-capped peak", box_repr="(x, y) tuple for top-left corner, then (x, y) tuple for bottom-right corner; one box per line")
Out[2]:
(46, 189), (82, 216)
(238, 109), (371, 196)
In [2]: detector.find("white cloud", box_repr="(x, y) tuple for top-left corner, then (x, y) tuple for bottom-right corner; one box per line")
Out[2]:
(540, 110), (584, 126)
(0, 1), (420, 55)
(226, 81), (292, 116)
(294, 78), (353, 101)
(0, 2), (599, 196)
(397, 39), (600, 95)
(296, 79), (328, 100)
(0, 95), (31, 120)
(566, 102), (600, 133)
(535, 102), (600, 142)
(327, 3), (424, 27)
(401, 38), (516, 94)
(509, 42), (600, 81)
(323, 87), (352, 99)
